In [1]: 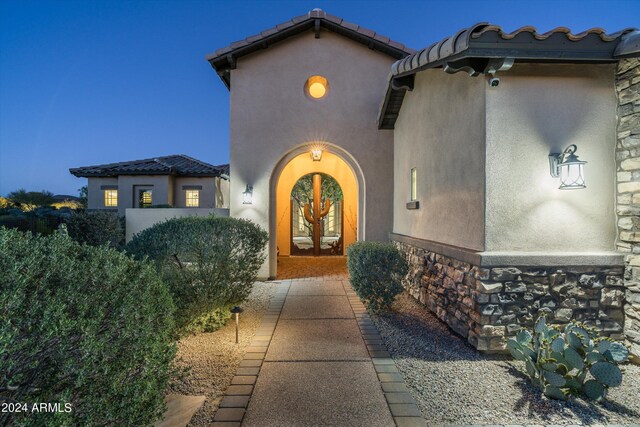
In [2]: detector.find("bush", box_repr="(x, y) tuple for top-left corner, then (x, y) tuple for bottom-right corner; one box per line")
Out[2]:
(66, 210), (124, 248)
(347, 241), (408, 312)
(126, 216), (268, 335)
(0, 211), (64, 236)
(0, 228), (176, 426)
(508, 316), (629, 401)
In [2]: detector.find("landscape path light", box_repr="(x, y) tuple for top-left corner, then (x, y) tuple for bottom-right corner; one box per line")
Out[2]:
(548, 144), (587, 190)
(230, 306), (244, 344)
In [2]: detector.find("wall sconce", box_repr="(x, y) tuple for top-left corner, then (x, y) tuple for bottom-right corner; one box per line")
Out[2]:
(549, 144), (587, 190)
(242, 184), (253, 204)
(310, 148), (323, 162)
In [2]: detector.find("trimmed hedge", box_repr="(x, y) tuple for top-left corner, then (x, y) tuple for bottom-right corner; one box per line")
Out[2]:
(66, 210), (124, 248)
(347, 241), (408, 312)
(0, 228), (176, 426)
(126, 216), (268, 335)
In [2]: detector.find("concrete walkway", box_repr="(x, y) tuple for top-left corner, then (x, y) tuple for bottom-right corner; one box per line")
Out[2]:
(212, 269), (425, 426)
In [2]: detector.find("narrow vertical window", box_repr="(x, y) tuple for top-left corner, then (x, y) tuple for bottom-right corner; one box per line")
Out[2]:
(410, 167), (417, 201)
(104, 190), (118, 207)
(186, 190), (200, 207)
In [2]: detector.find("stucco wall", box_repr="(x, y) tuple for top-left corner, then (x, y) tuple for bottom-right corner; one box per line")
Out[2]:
(125, 207), (230, 242)
(485, 63), (617, 252)
(216, 177), (230, 209)
(87, 177), (118, 212)
(229, 29), (397, 277)
(393, 69), (486, 251)
(173, 176), (216, 208)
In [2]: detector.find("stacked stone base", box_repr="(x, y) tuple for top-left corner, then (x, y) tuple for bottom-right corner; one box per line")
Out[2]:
(395, 240), (626, 353)
(616, 58), (640, 363)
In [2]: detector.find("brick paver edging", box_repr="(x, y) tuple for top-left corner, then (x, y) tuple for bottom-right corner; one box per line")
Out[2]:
(212, 279), (426, 427)
(343, 282), (427, 427)
(211, 281), (291, 426)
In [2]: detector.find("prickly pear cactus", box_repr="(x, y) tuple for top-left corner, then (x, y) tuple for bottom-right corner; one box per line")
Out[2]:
(507, 316), (629, 401)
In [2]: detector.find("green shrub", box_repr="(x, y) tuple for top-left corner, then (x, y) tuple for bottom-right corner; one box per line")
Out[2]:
(508, 316), (629, 401)
(186, 305), (233, 335)
(126, 216), (268, 335)
(0, 228), (176, 426)
(66, 210), (124, 248)
(347, 241), (408, 312)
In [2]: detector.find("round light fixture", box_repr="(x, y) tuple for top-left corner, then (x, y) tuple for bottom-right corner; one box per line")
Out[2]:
(306, 75), (329, 99)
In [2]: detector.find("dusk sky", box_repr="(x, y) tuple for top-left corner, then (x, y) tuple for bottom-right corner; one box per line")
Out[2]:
(1, 0), (638, 196)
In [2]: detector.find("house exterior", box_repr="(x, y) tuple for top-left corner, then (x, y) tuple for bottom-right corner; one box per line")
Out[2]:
(70, 154), (230, 216)
(210, 10), (640, 357)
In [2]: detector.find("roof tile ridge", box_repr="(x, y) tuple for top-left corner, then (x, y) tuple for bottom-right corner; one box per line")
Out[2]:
(176, 154), (217, 169)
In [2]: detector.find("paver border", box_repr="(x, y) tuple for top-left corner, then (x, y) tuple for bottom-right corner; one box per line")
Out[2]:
(213, 278), (426, 427)
(211, 281), (291, 426)
(343, 281), (428, 427)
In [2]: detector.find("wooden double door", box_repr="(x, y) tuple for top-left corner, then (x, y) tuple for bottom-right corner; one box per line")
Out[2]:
(290, 173), (343, 256)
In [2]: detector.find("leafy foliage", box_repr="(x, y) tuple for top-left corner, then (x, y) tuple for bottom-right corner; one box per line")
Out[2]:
(0, 228), (176, 426)
(508, 316), (629, 401)
(347, 241), (408, 312)
(6, 189), (55, 211)
(0, 197), (12, 209)
(66, 210), (124, 249)
(126, 216), (268, 335)
(77, 185), (88, 208)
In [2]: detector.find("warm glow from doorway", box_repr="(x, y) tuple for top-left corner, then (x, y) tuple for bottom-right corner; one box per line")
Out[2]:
(276, 150), (357, 257)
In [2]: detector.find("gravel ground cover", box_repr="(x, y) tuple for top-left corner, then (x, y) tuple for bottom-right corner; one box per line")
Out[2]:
(169, 281), (279, 426)
(372, 292), (640, 425)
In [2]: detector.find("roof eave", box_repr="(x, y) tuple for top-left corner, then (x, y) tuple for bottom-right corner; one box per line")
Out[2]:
(206, 16), (413, 90)
(70, 171), (222, 178)
(378, 32), (636, 129)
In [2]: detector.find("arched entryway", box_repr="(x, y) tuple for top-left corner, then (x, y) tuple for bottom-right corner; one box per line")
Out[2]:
(269, 143), (364, 278)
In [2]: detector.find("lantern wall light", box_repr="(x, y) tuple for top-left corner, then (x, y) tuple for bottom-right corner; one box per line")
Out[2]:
(548, 144), (587, 190)
(242, 184), (253, 204)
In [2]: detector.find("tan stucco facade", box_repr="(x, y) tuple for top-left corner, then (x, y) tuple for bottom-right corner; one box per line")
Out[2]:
(393, 70), (486, 251)
(485, 63), (617, 253)
(228, 30), (398, 278)
(393, 63), (618, 256)
(87, 175), (226, 216)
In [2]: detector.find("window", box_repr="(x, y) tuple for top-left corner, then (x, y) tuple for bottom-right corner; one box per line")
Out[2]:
(186, 190), (199, 207)
(305, 75), (329, 99)
(139, 190), (152, 208)
(410, 167), (417, 201)
(104, 190), (118, 207)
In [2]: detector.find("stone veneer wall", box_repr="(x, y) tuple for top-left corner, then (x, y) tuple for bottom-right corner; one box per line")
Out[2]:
(395, 240), (625, 353)
(616, 58), (640, 361)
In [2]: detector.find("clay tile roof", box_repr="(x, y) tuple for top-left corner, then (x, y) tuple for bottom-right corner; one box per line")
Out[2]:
(378, 23), (638, 129)
(206, 8), (414, 89)
(70, 155), (228, 178)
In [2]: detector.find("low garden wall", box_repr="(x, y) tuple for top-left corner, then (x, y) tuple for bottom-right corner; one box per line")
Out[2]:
(125, 208), (229, 242)
(392, 234), (626, 353)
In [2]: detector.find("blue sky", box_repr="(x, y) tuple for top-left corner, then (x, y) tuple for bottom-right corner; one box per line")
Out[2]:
(1, 0), (638, 196)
